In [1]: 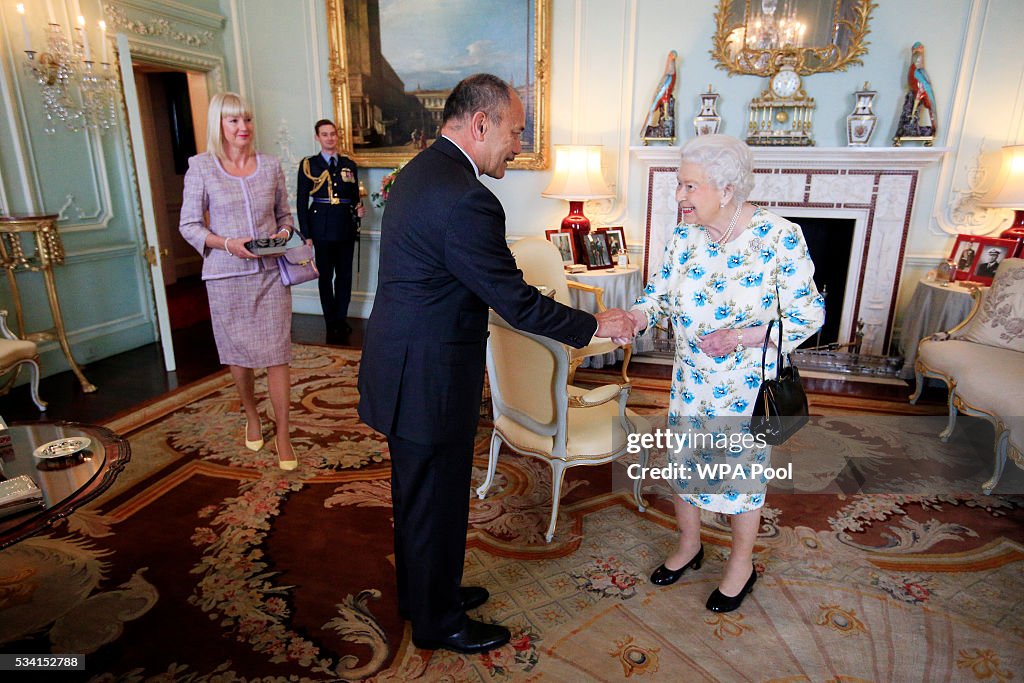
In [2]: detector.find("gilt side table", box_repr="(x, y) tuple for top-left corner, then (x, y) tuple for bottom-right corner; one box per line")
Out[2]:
(0, 215), (96, 393)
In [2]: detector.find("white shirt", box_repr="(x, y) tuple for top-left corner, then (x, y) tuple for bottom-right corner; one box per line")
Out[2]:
(441, 134), (480, 178)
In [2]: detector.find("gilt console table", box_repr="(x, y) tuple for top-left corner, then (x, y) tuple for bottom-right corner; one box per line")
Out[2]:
(0, 215), (96, 393)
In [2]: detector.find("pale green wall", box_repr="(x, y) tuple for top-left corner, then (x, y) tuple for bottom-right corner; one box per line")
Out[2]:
(0, 0), (1020, 383)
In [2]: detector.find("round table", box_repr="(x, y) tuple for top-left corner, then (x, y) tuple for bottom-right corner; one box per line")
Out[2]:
(0, 421), (130, 549)
(899, 279), (983, 379)
(566, 265), (654, 368)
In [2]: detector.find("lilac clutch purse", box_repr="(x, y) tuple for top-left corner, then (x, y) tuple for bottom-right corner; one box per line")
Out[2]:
(278, 243), (318, 286)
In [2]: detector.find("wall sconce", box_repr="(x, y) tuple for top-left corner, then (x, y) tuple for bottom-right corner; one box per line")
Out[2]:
(983, 144), (1024, 256)
(16, 2), (120, 134)
(541, 145), (613, 258)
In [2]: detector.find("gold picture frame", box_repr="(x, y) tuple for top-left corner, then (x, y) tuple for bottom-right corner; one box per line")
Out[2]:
(710, 0), (876, 77)
(326, 0), (551, 169)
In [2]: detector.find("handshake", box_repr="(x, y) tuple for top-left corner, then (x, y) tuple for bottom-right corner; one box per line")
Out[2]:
(595, 308), (646, 345)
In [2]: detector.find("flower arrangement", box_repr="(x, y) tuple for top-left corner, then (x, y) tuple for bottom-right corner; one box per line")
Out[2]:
(371, 164), (404, 208)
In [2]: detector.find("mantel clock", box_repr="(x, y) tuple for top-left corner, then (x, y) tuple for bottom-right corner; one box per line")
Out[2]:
(746, 57), (815, 146)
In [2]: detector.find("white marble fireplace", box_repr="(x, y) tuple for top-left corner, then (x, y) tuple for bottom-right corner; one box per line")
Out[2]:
(632, 146), (945, 356)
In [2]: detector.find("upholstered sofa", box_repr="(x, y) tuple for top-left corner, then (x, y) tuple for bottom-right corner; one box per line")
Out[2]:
(911, 258), (1024, 493)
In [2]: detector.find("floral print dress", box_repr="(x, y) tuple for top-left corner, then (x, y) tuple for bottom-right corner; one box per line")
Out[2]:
(632, 207), (825, 514)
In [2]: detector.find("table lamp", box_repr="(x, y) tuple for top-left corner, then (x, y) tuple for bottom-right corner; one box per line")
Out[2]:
(541, 145), (614, 258)
(983, 144), (1024, 256)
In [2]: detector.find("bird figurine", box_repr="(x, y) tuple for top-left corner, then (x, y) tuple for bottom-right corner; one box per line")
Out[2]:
(908, 42), (936, 130)
(641, 50), (678, 143)
(893, 41), (937, 145)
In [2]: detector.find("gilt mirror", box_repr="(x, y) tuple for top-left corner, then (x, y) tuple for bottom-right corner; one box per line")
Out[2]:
(711, 0), (876, 76)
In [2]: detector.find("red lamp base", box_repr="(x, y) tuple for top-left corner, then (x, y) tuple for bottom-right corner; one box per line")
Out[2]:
(561, 200), (590, 260)
(1000, 208), (1024, 258)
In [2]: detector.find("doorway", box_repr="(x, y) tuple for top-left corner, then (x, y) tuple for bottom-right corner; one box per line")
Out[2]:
(133, 65), (214, 346)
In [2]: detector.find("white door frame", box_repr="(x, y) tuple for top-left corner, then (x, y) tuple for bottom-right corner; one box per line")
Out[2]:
(118, 34), (176, 371)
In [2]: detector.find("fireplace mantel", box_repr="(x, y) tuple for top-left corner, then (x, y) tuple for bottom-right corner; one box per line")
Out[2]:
(632, 145), (948, 355)
(631, 145), (948, 170)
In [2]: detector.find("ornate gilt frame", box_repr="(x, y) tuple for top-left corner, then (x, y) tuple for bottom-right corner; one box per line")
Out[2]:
(710, 0), (876, 77)
(326, 0), (550, 169)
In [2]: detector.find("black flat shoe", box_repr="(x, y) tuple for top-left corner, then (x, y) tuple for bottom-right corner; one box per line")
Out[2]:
(400, 586), (490, 620)
(412, 619), (511, 654)
(706, 564), (758, 613)
(650, 545), (704, 586)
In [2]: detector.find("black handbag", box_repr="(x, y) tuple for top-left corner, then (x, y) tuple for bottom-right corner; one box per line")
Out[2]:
(750, 317), (809, 445)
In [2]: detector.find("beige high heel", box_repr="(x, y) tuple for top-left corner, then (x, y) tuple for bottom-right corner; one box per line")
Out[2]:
(276, 433), (298, 471)
(245, 419), (264, 452)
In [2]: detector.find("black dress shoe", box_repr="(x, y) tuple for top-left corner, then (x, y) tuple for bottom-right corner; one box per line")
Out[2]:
(650, 545), (704, 586)
(706, 564), (758, 613)
(400, 586), (490, 620)
(412, 619), (511, 655)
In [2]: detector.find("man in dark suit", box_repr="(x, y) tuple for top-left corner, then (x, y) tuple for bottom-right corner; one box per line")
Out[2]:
(296, 119), (364, 342)
(358, 74), (634, 655)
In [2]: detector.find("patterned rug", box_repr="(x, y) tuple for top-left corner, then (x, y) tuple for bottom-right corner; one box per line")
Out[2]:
(1, 345), (1022, 681)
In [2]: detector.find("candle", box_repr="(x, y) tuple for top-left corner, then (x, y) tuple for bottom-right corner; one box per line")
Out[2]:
(78, 15), (91, 60)
(16, 4), (31, 52)
(99, 20), (107, 63)
(44, 0), (55, 24)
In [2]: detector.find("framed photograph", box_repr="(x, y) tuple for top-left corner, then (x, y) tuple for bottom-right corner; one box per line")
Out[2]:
(948, 235), (981, 281)
(967, 237), (1016, 284)
(581, 231), (614, 270)
(598, 226), (627, 256)
(327, 0), (551, 169)
(545, 229), (577, 265)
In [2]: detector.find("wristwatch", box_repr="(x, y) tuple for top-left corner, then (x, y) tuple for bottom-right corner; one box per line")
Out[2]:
(734, 329), (744, 353)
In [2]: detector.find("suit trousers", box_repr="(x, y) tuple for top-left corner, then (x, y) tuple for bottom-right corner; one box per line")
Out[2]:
(313, 239), (356, 326)
(388, 432), (475, 640)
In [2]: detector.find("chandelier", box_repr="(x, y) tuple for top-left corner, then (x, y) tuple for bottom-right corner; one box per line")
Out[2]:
(744, 0), (807, 51)
(15, 2), (120, 134)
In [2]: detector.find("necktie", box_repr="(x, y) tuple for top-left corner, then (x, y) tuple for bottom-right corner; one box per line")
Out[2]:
(329, 157), (337, 173)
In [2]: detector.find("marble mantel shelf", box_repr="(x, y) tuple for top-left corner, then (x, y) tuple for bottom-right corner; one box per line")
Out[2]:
(631, 145), (948, 170)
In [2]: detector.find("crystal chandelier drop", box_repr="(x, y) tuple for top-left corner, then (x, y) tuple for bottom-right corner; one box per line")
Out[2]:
(16, 4), (120, 134)
(744, 0), (807, 51)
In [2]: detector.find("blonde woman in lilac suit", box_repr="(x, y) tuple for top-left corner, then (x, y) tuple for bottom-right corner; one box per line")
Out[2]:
(179, 92), (299, 470)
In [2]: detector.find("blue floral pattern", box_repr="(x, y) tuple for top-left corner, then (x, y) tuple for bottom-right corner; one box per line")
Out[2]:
(632, 207), (824, 514)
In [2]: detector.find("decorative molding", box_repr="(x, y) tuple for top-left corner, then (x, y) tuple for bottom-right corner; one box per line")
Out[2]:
(946, 141), (1012, 234)
(275, 120), (301, 211)
(110, 0), (226, 30)
(931, 0), (1024, 236)
(117, 37), (226, 90)
(105, 4), (217, 47)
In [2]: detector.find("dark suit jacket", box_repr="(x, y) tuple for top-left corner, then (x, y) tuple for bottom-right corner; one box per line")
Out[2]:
(358, 138), (598, 444)
(296, 154), (360, 242)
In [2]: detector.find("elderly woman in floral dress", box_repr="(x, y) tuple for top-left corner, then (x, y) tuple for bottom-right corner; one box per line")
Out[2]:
(626, 135), (824, 612)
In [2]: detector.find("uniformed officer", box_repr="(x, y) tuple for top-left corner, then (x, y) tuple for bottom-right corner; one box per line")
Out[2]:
(296, 119), (365, 341)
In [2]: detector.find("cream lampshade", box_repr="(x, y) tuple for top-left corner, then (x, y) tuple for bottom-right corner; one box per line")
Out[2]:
(541, 145), (614, 257)
(983, 144), (1024, 255)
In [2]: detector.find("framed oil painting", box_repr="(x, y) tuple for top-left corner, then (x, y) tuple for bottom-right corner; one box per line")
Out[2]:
(327, 0), (551, 169)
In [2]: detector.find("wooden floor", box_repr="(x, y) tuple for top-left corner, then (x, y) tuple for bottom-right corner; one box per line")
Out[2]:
(0, 313), (943, 425)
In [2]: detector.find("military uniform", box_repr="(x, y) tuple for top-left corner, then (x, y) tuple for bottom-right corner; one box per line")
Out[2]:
(296, 153), (361, 334)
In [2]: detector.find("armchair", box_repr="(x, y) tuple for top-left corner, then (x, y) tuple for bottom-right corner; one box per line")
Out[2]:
(477, 311), (649, 543)
(0, 310), (46, 411)
(511, 237), (631, 384)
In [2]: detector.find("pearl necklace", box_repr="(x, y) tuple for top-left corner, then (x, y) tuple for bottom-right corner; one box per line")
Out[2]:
(700, 203), (744, 248)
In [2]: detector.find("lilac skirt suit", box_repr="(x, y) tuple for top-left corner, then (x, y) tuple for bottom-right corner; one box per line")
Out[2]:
(178, 152), (294, 368)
